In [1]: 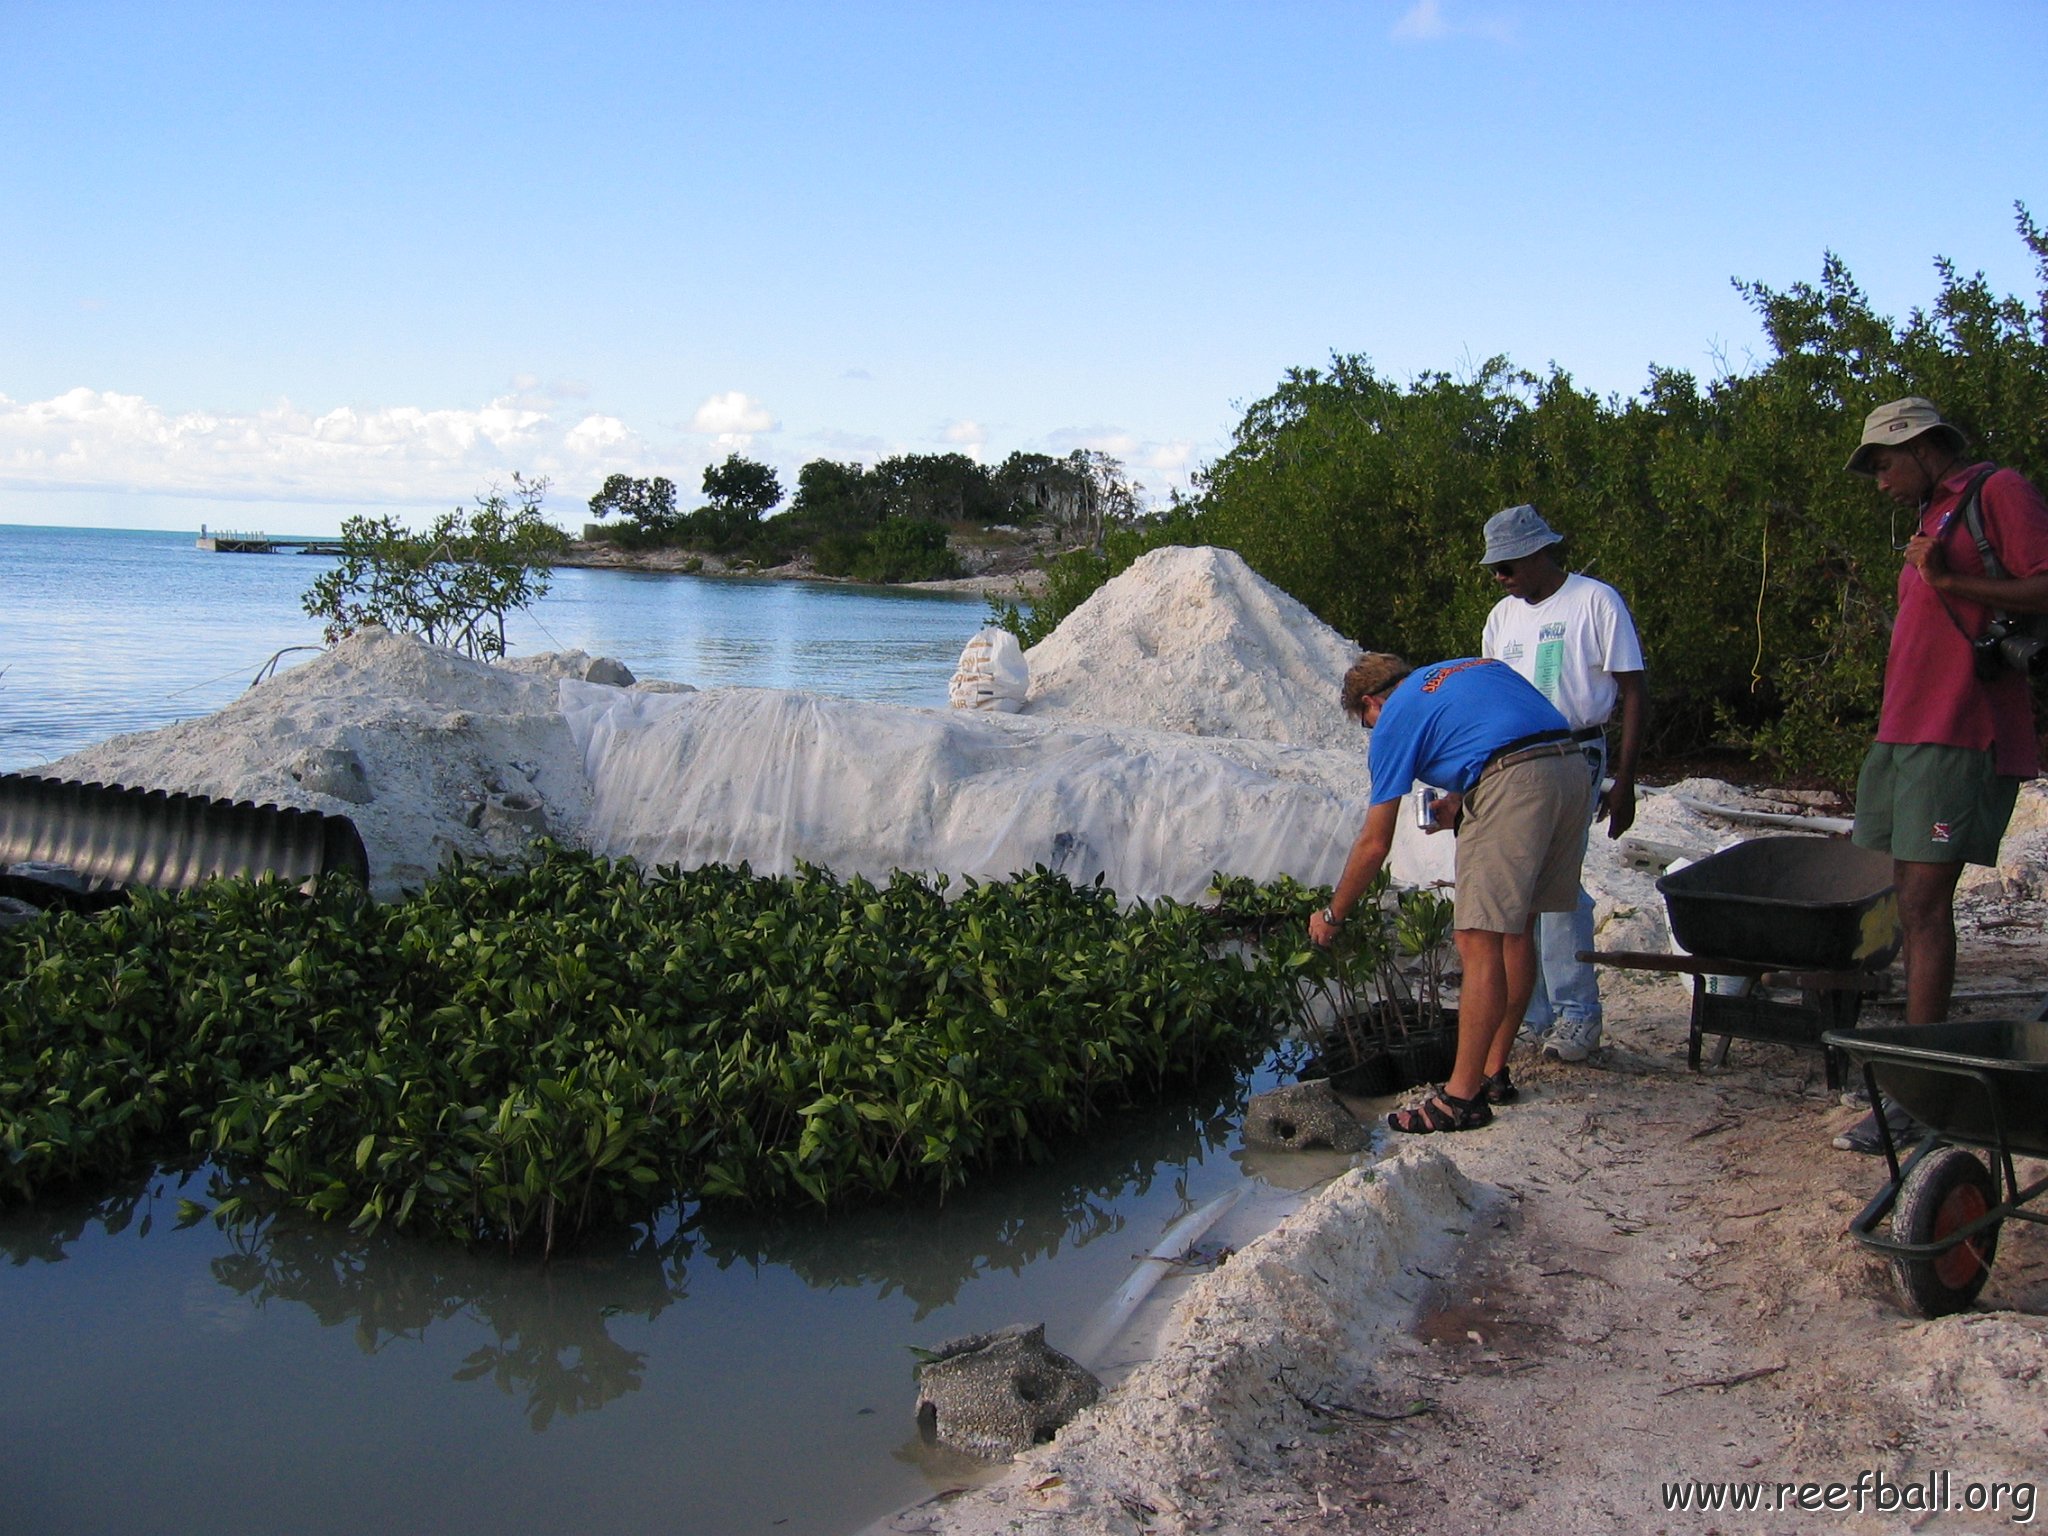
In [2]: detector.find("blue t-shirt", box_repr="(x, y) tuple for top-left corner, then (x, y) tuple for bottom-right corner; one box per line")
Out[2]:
(1366, 658), (1570, 804)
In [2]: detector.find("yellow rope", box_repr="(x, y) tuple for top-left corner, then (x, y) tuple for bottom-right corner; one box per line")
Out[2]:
(1750, 518), (1769, 692)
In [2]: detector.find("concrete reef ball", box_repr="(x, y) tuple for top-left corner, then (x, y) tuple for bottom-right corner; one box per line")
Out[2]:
(914, 1322), (1101, 1459)
(286, 745), (374, 805)
(1242, 1079), (1372, 1153)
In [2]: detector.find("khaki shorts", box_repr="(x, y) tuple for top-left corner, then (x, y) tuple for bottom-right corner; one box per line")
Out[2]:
(1454, 752), (1593, 933)
(1853, 742), (2020, 866)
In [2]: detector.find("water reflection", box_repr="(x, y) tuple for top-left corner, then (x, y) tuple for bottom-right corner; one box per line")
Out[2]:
(0, 1066), (1252, 1435)
(0, 1164), (178, 1265)
(701, 1087), (1244, 1319)
(210, 1211), (681, 1430)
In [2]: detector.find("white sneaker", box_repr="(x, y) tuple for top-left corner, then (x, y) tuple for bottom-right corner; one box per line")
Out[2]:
(1542, 1015), (1602, 1063)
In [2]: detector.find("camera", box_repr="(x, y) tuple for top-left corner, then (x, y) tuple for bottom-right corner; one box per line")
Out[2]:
(1972, 616), (2048, 681)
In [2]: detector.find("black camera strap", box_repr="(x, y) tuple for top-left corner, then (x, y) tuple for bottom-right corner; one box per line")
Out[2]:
(1923, 466), (2001, 653)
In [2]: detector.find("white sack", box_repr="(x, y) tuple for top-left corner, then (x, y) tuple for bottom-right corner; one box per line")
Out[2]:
(948, 627), (1030, 713)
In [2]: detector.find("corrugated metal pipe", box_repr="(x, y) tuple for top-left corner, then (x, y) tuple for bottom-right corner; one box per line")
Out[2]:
(0, 771), (369, 913)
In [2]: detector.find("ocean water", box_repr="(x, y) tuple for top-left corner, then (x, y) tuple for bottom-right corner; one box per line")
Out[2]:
(0, 524), (998, 772)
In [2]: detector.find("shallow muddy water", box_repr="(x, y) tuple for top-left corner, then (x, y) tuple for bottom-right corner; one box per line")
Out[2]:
(0, 1056), (1345, 1536)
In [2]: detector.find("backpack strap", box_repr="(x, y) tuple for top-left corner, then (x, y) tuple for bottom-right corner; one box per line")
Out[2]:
(1920, 466), (2001, 659)
(1954, 465), (2004, 578)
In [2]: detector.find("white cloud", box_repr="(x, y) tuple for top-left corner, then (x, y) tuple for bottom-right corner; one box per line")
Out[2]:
(563, 414), (631, 455)
(941, 419), (987, 462)
(1043, 425), (1140, 459)
(800, 427), (889, 461)
(0, 386), (654, 510)
(688, 390), (778, 438)
(1391, 0), (1515, 45)
(1391, 0), (1450, 41)
(1138, 439), (1196, 480)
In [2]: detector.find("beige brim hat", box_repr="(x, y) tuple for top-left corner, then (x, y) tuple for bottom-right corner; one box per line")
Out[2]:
(1846, 396), (1968, 475)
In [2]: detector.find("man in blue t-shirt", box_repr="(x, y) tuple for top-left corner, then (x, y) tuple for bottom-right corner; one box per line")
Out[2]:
(1307, 653), (1593, 1133)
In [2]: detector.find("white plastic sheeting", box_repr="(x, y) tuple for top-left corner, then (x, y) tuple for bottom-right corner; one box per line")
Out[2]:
(559, 682), (1444, 903)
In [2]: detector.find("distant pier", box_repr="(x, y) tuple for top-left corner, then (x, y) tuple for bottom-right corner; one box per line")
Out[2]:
(196, 525), (344, 555)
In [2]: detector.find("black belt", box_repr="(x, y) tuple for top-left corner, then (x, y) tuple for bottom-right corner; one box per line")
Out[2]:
(1478, 730), (1575, 781)
(1570, 725), (1606, 743)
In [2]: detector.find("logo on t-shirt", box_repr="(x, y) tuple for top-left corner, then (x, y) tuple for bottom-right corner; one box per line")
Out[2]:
(1419, 658), (1497, 693)
(1930, 820), (1953, 844)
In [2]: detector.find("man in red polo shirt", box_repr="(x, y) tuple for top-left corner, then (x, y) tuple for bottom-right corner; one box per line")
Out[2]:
(1840, 397), (2048, 1151)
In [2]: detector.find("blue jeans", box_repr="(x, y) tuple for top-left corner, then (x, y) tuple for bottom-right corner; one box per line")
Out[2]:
(1523, 740), (1604, 1035)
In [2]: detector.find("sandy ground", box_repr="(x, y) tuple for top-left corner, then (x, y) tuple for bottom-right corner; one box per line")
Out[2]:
(901, 908), (2048, 1535)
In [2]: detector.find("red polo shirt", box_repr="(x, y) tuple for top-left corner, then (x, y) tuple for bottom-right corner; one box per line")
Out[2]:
(1877, 460), (2048, 777)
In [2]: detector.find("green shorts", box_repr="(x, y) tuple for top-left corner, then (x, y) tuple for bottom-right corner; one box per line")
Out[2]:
(1852, 743), (2020, 866)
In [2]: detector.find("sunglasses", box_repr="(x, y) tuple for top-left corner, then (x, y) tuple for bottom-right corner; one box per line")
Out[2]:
(1487, 558), (1523, 576)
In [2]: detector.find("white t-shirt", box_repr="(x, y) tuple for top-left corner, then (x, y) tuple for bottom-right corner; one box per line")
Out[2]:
(1482, 572), (1644, 731)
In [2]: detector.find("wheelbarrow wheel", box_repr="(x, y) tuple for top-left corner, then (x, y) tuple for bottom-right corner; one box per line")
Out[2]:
(1890, 1147), (2001, 1317)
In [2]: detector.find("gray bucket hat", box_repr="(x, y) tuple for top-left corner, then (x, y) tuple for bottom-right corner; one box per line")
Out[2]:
(1845, 396), (1969, 476)
(1480, 504), (1562, 566)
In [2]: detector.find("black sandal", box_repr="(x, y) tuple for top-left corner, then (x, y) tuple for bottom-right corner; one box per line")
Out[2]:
(1386, 1086), (1494, 1134)
(1483, 1067), (1519, 1105)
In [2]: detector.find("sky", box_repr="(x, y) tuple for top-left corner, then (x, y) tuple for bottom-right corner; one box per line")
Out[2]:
(3, 1), (2045, 536)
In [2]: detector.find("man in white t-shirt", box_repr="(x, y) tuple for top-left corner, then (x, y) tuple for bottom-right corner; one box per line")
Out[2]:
(1474, 504), (1647, 1063)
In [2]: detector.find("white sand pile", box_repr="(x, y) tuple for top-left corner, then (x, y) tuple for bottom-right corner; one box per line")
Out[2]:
(39, 628), (648, 898)
(1021, 546), (1361, 749)
(892, 1144), (1479, 1535)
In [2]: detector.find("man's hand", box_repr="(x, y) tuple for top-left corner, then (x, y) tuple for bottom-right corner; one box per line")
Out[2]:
(1308, 909), (1341, 949)
(1425, 791), (1462, 833)
(1905, 532), (1949, 587)
(1599, 775), (1637, 838)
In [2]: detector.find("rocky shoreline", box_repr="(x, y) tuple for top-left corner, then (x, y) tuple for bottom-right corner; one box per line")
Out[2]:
(548, 540), (1050, 598)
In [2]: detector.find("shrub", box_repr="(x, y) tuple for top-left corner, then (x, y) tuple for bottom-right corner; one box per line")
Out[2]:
(1, 851), (1310, 1254)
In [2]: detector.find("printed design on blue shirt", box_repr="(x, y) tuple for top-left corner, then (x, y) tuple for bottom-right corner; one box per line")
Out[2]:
(1419, 657), (1502, 693)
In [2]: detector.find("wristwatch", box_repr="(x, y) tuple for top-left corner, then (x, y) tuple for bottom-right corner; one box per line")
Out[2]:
(1320, 906), (1342, 926)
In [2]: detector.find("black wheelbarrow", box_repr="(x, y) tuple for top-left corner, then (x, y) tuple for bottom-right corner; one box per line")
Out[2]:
(1586, 836), (1901, 1086)
(1823, 1012), (2048, 1317)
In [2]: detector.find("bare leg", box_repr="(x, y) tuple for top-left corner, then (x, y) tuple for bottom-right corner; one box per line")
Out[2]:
(1485, 920), (1540, 1076)
(1894, 858), (1965, 1025)
(1450, 928), (1507, 1100)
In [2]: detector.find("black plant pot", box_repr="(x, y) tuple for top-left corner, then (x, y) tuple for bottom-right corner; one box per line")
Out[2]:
(1386, 1023), (1459, 1092)
(1324, 1048), (1399, 1098)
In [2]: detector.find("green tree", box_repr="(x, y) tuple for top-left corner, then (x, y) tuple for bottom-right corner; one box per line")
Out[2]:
(303, 474), (566, 660)
(586, 474), (680, 542)
(701, 454), (783, 518)
(848, 517), (960, 583)
(691, 454), (784, 552)
(869, 452), (1003, 523)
